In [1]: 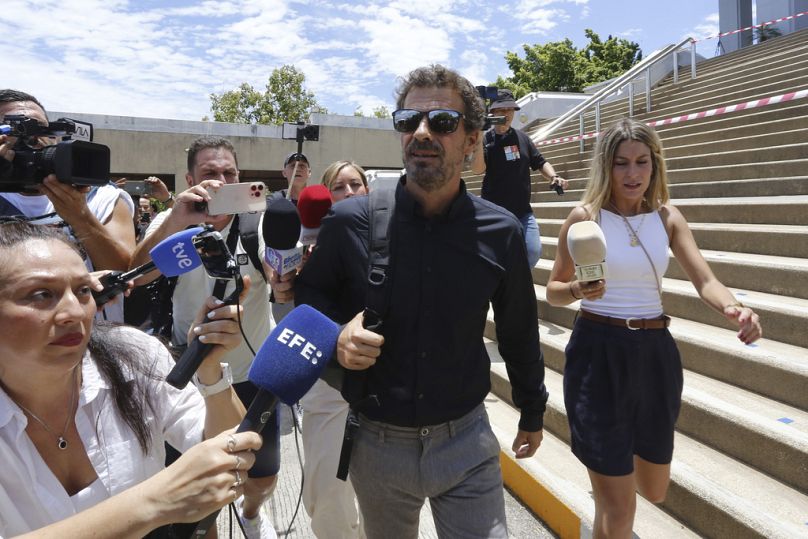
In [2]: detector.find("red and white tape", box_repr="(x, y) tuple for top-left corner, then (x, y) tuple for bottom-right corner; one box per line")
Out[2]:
(535, 88), (808, 147)
(693, 10), (808, 43)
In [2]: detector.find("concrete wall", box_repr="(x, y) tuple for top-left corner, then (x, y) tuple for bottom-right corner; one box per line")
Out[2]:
(47, 112), (402, 192)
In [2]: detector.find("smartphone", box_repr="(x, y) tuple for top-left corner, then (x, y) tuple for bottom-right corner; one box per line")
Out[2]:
(205, 182), (267, 215)
(122, 180), (154, 197)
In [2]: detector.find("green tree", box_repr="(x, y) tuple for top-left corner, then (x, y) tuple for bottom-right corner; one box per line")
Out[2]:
(372, 105), (391, 119)
(208, 65), (323, 124)
(496, 30), (642, 96)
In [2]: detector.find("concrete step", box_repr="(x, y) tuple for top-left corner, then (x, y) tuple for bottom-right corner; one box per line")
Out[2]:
(484, 392), (699, 539)
(666, 143), (808, 169)
(487, 357), (808, 539)
(532, 235), (808, 300)
(531, 196), (808, 226)
(539, 123), (808, 172)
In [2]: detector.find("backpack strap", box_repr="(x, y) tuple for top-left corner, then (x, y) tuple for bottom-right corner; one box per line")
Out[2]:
(336, 186), (397, 481)
(237, 211), (267, 282)
(362, 186), (397, 331)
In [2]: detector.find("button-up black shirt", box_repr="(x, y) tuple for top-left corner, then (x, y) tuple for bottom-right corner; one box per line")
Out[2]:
(297, 178), (548, 431)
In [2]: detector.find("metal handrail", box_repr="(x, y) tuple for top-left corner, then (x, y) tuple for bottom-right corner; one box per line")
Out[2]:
(531, 36), (697, 149)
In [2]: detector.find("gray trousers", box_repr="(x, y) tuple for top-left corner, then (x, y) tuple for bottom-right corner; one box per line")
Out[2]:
(349, 404), (508, 539)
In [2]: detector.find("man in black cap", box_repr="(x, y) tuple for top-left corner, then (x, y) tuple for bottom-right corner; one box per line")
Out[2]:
(282, 151), (311, 200)
(470, 88), (567, 267)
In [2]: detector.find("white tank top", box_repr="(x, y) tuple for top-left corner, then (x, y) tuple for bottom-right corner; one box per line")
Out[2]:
(580, 209), (669, 318)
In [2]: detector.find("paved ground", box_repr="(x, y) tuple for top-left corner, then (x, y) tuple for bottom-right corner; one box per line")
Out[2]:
(217, 425), (557, 538)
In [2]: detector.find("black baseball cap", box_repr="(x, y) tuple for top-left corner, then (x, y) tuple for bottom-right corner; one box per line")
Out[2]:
(490, 89), (521, 111)
(284, 152), (309, 166)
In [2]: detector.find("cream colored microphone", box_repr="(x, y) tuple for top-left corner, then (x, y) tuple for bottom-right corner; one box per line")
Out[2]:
(567, 221), (608, 281)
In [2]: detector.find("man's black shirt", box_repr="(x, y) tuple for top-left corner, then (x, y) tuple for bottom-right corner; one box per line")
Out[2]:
(296, 178), (548, 431)
(481, 127), (546, 218)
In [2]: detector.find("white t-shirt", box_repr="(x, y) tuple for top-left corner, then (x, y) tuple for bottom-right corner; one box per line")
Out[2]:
(0, 185), (135, 322)
(0, 326), (205, 538)
(145, 210), (271, 383)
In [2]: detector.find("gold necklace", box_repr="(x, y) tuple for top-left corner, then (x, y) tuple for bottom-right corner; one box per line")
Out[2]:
(14, 369), (78, 450)
(609, 204), (647, 247)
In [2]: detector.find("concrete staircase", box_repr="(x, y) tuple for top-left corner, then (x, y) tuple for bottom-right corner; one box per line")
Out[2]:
(468, 28), (808, 538)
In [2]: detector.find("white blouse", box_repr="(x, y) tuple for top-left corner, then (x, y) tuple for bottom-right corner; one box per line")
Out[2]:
(0, 326), (205, 537)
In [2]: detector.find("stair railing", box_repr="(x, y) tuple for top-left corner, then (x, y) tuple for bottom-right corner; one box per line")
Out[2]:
(531, 37), (697, 152)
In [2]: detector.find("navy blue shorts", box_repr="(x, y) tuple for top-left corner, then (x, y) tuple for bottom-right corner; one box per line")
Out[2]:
(563, 315), (683, 476)
(234, 380), (282, 477)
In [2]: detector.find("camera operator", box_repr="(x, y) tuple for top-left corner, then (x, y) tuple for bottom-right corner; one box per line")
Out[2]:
(129, 135), (277, 538)
(0, 89), (135, 322)
(470, 89), (568, 267)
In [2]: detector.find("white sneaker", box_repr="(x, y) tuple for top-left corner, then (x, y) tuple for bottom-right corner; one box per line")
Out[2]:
(235, 497), (277, 539)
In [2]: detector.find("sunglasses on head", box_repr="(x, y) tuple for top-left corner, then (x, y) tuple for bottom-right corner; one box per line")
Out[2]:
(392, 109), (465, 134)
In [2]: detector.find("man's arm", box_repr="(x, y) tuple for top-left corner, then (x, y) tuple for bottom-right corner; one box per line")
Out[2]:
(39, 177), (135, 271)
(469, 134), (486, 174)
(491, 219), (548, 444)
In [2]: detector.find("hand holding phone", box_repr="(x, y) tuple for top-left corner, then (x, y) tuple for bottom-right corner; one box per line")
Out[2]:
(195, 182), (267, 215)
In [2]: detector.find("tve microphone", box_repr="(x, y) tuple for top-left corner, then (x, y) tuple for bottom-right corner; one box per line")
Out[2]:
(92, 227), (204, 306)
(567, 221), (608, 282)
(263, 195), (303, 274)
(237, 304), (340, 477)
(297, 184), (332, 245)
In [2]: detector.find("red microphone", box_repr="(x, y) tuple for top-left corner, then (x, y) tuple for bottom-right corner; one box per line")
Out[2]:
(297, 184), (333, 245)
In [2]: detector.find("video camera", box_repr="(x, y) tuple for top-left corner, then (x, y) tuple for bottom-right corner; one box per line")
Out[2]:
(476, 86), (507, 131)
(0, 115), (110, 193)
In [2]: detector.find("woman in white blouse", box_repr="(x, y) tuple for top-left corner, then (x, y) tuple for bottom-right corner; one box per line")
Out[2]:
(0, 221), (260, 538)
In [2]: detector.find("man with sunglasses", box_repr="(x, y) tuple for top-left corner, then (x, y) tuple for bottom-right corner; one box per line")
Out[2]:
(470, 89), (568, 268)
(297, 65), (547, 539)
(0, 89), (135, 323)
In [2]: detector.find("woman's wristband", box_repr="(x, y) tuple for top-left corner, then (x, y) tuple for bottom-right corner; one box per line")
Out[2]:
(570, 281), (582, 300)
(724, 300), (745, 310)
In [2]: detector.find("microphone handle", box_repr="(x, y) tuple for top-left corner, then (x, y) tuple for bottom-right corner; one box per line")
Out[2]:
(237, 390), (281, 479)
(92, 261), (157, 306)
(165, 282), (241, 389)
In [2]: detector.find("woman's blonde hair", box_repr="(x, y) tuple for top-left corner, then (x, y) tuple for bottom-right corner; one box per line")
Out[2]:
(581, 118), (669, 217)
(320, 161), (367, 191)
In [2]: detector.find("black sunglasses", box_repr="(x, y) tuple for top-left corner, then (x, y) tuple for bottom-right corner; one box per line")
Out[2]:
(392, 109), (465, 134)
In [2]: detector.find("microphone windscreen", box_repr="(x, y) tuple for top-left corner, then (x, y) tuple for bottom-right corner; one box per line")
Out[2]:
(567, 221), (607, 266)
(297, 185), (332, 228)
(263, 196), (300, 250)
(248, 304), (340, 404)
(149, 226), (205, 277)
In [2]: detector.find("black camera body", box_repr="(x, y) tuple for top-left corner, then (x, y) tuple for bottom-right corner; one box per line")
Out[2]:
(192, 226), (241, 281)
(0, 115), (110, 193)
(476, 86), (506, 131)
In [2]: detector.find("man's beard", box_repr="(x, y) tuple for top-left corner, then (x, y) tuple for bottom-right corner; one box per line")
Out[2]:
(403, 140), (456, 192)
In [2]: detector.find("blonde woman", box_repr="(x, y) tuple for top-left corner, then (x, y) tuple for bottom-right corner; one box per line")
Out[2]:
(546, 118), (761, 538)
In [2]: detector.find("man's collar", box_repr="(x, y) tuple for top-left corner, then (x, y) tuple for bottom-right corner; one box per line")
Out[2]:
(396, 175), (468, 221)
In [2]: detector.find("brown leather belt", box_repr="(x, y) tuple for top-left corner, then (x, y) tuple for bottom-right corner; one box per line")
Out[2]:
(579, 310), (671, 330)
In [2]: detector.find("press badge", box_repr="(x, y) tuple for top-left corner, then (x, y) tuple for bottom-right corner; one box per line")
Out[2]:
(504, 144), (520, 161)
(236, 253), (249, 266)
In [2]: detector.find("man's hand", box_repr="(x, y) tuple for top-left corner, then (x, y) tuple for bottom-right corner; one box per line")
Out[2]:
(268, 268), (296, 304)
(38, 175), (91, 225)
(146, 176), (171, 203)
(0, 134), (16, 163)
(336, 311), (384, 370)
(169, 180), (229, 230)
(512, 429), (543, 459)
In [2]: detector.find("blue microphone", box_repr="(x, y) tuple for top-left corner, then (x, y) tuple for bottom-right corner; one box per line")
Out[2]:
(238, 304), (340, 477)
(93, 227), (204, 305)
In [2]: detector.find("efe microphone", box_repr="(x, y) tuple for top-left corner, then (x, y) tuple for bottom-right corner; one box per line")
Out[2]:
(567, 220), (608, 282)
(297, 184), (332, 245)
(92, 226), (204, 306)
(263, 195), (303, 274)
(238, 304), (340, 477)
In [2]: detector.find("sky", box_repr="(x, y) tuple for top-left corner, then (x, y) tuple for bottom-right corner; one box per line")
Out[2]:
(2, 0), (729, 122)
